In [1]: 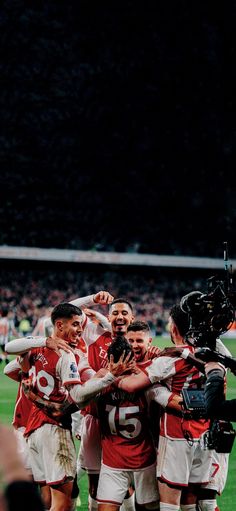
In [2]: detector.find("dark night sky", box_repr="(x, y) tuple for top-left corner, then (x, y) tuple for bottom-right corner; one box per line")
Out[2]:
(1, 0), (236, 257)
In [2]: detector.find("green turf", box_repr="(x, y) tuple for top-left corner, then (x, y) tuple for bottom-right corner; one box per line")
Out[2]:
(1, 336), (236, 510)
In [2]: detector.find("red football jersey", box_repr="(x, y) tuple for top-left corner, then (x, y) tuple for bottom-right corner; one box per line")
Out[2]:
(146, 345), (210, 439)
(13, 381), (33, 429)
(83, 329), (112, 372)
(97, 385), (156, 470)
(24, 347), (81, 436)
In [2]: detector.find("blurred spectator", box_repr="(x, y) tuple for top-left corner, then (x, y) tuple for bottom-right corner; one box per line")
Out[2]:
(0, 266), (207, 336)
(18, 317), (31, 337)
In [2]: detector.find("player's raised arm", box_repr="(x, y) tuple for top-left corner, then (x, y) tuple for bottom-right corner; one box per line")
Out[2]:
(5, 335), (73, 355)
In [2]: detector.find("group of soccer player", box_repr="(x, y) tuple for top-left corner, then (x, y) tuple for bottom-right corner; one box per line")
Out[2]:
(3, 289), (231, 511)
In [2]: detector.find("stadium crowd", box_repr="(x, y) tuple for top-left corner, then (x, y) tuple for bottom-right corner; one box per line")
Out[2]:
(0, 267), (205, 338)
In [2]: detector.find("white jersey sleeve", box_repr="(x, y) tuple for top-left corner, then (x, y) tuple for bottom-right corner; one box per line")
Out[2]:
(43, 294), (111, 338)
(68, 371), (116, 407)
(57, 350), (117, 408)
(76, 349), (96, 381)
(87, 310), (111, 331)
(146, 356), (177, 384)
(57, 350), (81, 386)
(82, 320), (109, 347)
(70, 295), (111, 333)
(146, 383), (172, 408)
(4, 358), (21, 375)
(70, 294), (96, 327)
(5, 336), (46, 354)
(70, 294), (96, 308)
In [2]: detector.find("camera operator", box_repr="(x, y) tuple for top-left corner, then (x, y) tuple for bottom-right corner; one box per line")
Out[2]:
(179, 282), (235, 511)
(205, 361), (236, 422)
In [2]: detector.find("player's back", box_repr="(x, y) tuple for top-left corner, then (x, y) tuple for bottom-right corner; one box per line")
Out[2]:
(97, 385), (156, 470)
(147, 347), (210, 439)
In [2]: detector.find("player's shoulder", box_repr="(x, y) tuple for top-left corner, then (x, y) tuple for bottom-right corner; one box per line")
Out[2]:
(41, 346), (64, 364)
(103, 330), (112, 339)
(94, 329), (112, 343)
(137, 359), (152, 370)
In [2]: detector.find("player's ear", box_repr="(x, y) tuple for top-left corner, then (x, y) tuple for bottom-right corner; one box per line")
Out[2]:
(55, 319), (64, 332)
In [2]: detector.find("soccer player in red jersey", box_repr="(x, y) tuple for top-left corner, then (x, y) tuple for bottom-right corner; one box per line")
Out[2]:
(96, 335), (175, 511)
(118, 305), (213, 511)
(5, 302), (132, 511)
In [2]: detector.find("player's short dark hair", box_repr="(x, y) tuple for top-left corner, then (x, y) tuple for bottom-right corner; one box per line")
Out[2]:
(169, 304), (190, 337)
(107, 335), (134, 363)
(127, 320), (151, 334)
(109, 298), (133, 312)
(51, 303), (82, 325)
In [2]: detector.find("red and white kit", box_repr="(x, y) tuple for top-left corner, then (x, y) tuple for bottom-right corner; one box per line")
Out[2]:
(145, 346), (212, 486)
(96, 383), (159, 506)
(4, 358), (33, 471)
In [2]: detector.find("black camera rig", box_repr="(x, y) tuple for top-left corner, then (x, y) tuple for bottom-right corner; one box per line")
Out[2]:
(181, 387), (236, 452)
(180, 242), (236, 372)
(206, 418), (236, 453)
(179, 243), (236, 452)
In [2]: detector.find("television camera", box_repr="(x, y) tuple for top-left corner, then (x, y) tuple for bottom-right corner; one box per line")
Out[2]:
(179, 243), (236, 451)
(180, 243), (236, 368)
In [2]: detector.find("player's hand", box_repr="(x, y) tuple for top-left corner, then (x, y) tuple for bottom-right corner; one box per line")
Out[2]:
(83, 308), (103, 324)
(22, 376), (34, 396)
(148, 346), (161, 359)
(167, 394), (183, 411)
(46, 336), (73, 354)
(108, 351), (135, 377)
(93, 291), (114, 305)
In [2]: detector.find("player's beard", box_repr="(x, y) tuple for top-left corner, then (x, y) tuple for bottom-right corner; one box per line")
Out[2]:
(114, 324), (126, 335)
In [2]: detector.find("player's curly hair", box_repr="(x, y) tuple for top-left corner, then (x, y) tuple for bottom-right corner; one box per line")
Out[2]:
(107, 335), (134, 363)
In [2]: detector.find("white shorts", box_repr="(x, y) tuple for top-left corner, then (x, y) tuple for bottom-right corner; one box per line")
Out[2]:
(97, 462), (159, 505)
(27, 423), (77, 485)
(201, 451), (229, 494)
(157, 436), (213, 486)
(72, 410), (84, 438)
(14, 427), (32, 473)
(78, 414), (101, 473)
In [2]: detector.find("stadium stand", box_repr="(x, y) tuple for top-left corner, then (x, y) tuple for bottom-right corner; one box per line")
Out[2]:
(0, 256), (228, 337)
